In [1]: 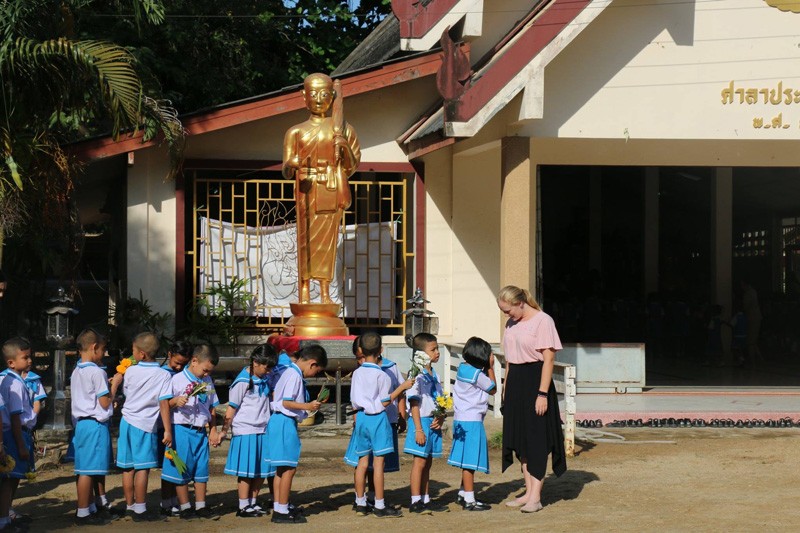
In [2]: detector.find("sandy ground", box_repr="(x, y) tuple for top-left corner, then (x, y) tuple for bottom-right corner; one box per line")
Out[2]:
(15, 417), (800, 532)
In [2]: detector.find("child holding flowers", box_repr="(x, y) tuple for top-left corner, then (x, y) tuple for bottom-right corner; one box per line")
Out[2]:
(447, 337), (496, 511)
(403, 333), (449, 514)
(115, 332), (174, 521)
(266, 344), (327, 524)
(220, 344), (278, 518)
(161, 344), (220, 519)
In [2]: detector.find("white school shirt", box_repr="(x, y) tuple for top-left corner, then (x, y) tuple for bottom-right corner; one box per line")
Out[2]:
(121, 362), (173, 433)
(381, 359), (403, 423)
(270, 362), (308, 421)
(405, 368), (443, 418)
(350, 363), (391, 415)
(0, 371), (36, 430)
(169, 368), (219, 428)
(228, 368), (271, 435)
(453, 363), (496, 423)
(70, 362), (114, 422)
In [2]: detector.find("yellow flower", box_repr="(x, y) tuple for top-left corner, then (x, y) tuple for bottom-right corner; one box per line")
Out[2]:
(24, 471), (36, 481)
(116, 365), (126, 374)
(121, 358), (133, 368)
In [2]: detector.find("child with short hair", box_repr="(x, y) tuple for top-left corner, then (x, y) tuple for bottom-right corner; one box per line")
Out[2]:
(447, 336), (496, 511)
(158, 340), (192, 516)
(403, 332), (447, 514)
(161, 344), (220, 519)
(70, 328), (122, 526)
(344, 332), (409, 518)
(221, 344), (279, 517)
(266, 344), (327, 524)
(0, 338), (35, 531)
(115, 332), (173, 521)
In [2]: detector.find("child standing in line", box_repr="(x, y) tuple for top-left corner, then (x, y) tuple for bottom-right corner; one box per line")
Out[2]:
(266, 344), (327, 524)
(447, 337), (496, 511)
(221, 344), (278, 518)
(158, 341), (192, 517)
(70, 329), (122, 526)
(161, 344), (221, 519)
(403, 332), (448, 514)
(0, 338), (36, 531)
(115, 332), (173, 521)
(344, 332), (409, 518)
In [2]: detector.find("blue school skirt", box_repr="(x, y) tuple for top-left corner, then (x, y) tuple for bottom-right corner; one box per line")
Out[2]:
(369, 423), (399, 473)
(447, 420), (489, 474)
(266, 413), (301, 468)
(73, 418), (112, 476)
(161, 424), (209, 484)
(343, 412), (394, 467)
(2, 428), (35, 479)
(116, 418), (159, 470)
(403, 416), (442, 458)
(225, 432), (274, 478)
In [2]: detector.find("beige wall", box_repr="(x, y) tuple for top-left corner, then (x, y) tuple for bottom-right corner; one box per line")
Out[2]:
(522, 0), (800, 143)
(126, 148), (177, 321)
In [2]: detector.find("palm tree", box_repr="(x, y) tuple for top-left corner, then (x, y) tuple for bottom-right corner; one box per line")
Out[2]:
(0, 0), (183, 266)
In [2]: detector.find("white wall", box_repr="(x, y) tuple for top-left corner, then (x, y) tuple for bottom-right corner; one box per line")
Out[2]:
(126, 148), (177, 320)
(524, 0), (800, 142)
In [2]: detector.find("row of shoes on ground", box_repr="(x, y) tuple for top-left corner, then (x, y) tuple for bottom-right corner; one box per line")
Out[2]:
(576, 419), (604, 428)
(600, 417), (800, 428)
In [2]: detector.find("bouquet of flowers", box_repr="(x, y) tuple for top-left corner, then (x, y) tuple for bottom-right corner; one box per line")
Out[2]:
(116, 356), (136, 374)
(164, 447), (187, 475)
(316, 385), (330, 404)
(407, 350), (431, 379)
(184, 381), (209, 402)
(433, 394), (453, 419)
(24, 467), (36, 481)
(0, 454), (15, 474)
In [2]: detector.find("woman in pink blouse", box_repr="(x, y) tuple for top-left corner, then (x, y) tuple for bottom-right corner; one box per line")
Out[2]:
(497, 285), (566, 513)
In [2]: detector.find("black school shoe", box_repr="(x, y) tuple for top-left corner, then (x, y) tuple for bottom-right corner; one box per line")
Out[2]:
(194, 507), (218, 520)
(131, 511), (166, 522)
(424, 501), (450, 513)
(354, 505), (372, 516)
(73, 513), (109, 526)
(408, 501), (432, 515)
(236, 506), (262, 518)
(373, 505), (402, 518)
(463, 501), (491, 511)
(271, 510), (306, 524)
(159, 506), (180, 517)
(96, 505), (125, 521)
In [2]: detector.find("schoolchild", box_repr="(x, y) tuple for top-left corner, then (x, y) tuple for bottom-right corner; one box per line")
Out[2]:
(344, 332), (410, 518)
(266, 344), (327, 524)
(221, 344), (278, 517)
(0, 338), (36, 531)
(447, 336), (496, 511)
(403, 332), (448, 514)
(158, 341), (192, 516)
(70, 328), (123, 526)
(115, 332), (173, 521)
(161, 344), (221, 519)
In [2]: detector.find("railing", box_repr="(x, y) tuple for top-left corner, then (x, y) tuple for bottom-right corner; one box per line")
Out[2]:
(442, 343), (576, 457)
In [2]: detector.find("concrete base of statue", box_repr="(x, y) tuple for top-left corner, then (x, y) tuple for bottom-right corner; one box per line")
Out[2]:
(287, 303), (349, 337)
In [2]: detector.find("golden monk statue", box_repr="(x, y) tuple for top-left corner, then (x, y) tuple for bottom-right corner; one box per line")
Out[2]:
(283, 73), (361, 305)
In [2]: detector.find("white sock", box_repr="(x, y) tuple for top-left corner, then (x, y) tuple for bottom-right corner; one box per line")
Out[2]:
(133, 503), (146, 514)
(126, 504), (135, 511)
(195, 501), (206, 510)
(96, 494), (109, 507)
(464, 491), (476, 504)
(374, 498), (386, 510)
(76, 508), (91, 518)
(411, 495), (421, 504)
(180, 502), (191, 511)
(423, 494), (431, 504)
(249, 497), (257, 506)
(239, 499), (250, 510)
(88, 503), (97, 514)
(275, 503), (289, 514)
(8, 509), (16, 519)
(458, 488), (465, 498)
(355, 494), (367, 506)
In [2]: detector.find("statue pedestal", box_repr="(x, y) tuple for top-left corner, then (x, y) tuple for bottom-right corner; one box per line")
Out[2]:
(286, 303), (349, 337)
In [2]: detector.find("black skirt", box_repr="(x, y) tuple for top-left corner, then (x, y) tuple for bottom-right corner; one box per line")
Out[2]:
(501, 361), (567, 480)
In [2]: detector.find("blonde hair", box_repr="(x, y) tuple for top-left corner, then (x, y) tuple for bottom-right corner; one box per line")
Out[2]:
(497, 285), (541, 311)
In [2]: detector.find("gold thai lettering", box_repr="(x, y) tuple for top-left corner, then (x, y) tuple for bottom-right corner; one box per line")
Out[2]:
(753, 117), (763, 128)
(746, 89), (758, 104)
(770, 82), (783, 104)
(721, 81), (734, 104)
(722, 81), (800, 105)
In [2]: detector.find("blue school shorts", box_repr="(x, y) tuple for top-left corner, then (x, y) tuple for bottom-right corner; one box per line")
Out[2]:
(403, 416), (442, 458)
(447, 420), (489, 474)
(161, 424), (209, 484)
(224, 432), (274, 478)
(73, 418), (112, 476)
(116, 418), (159, 470)
(343, 412), (394, 467)
(2, 429), (35, 479)
(266, 413), (301, 468)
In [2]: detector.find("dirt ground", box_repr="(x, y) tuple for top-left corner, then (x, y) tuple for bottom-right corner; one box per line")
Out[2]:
(15, 417), (800, 532)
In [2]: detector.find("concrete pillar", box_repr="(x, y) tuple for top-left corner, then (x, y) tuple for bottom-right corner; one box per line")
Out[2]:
(644, 167), (659, 295)
(500, 137), (536, 296)
(712, 167), (733, 320)
(589, 167), (602, 271)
